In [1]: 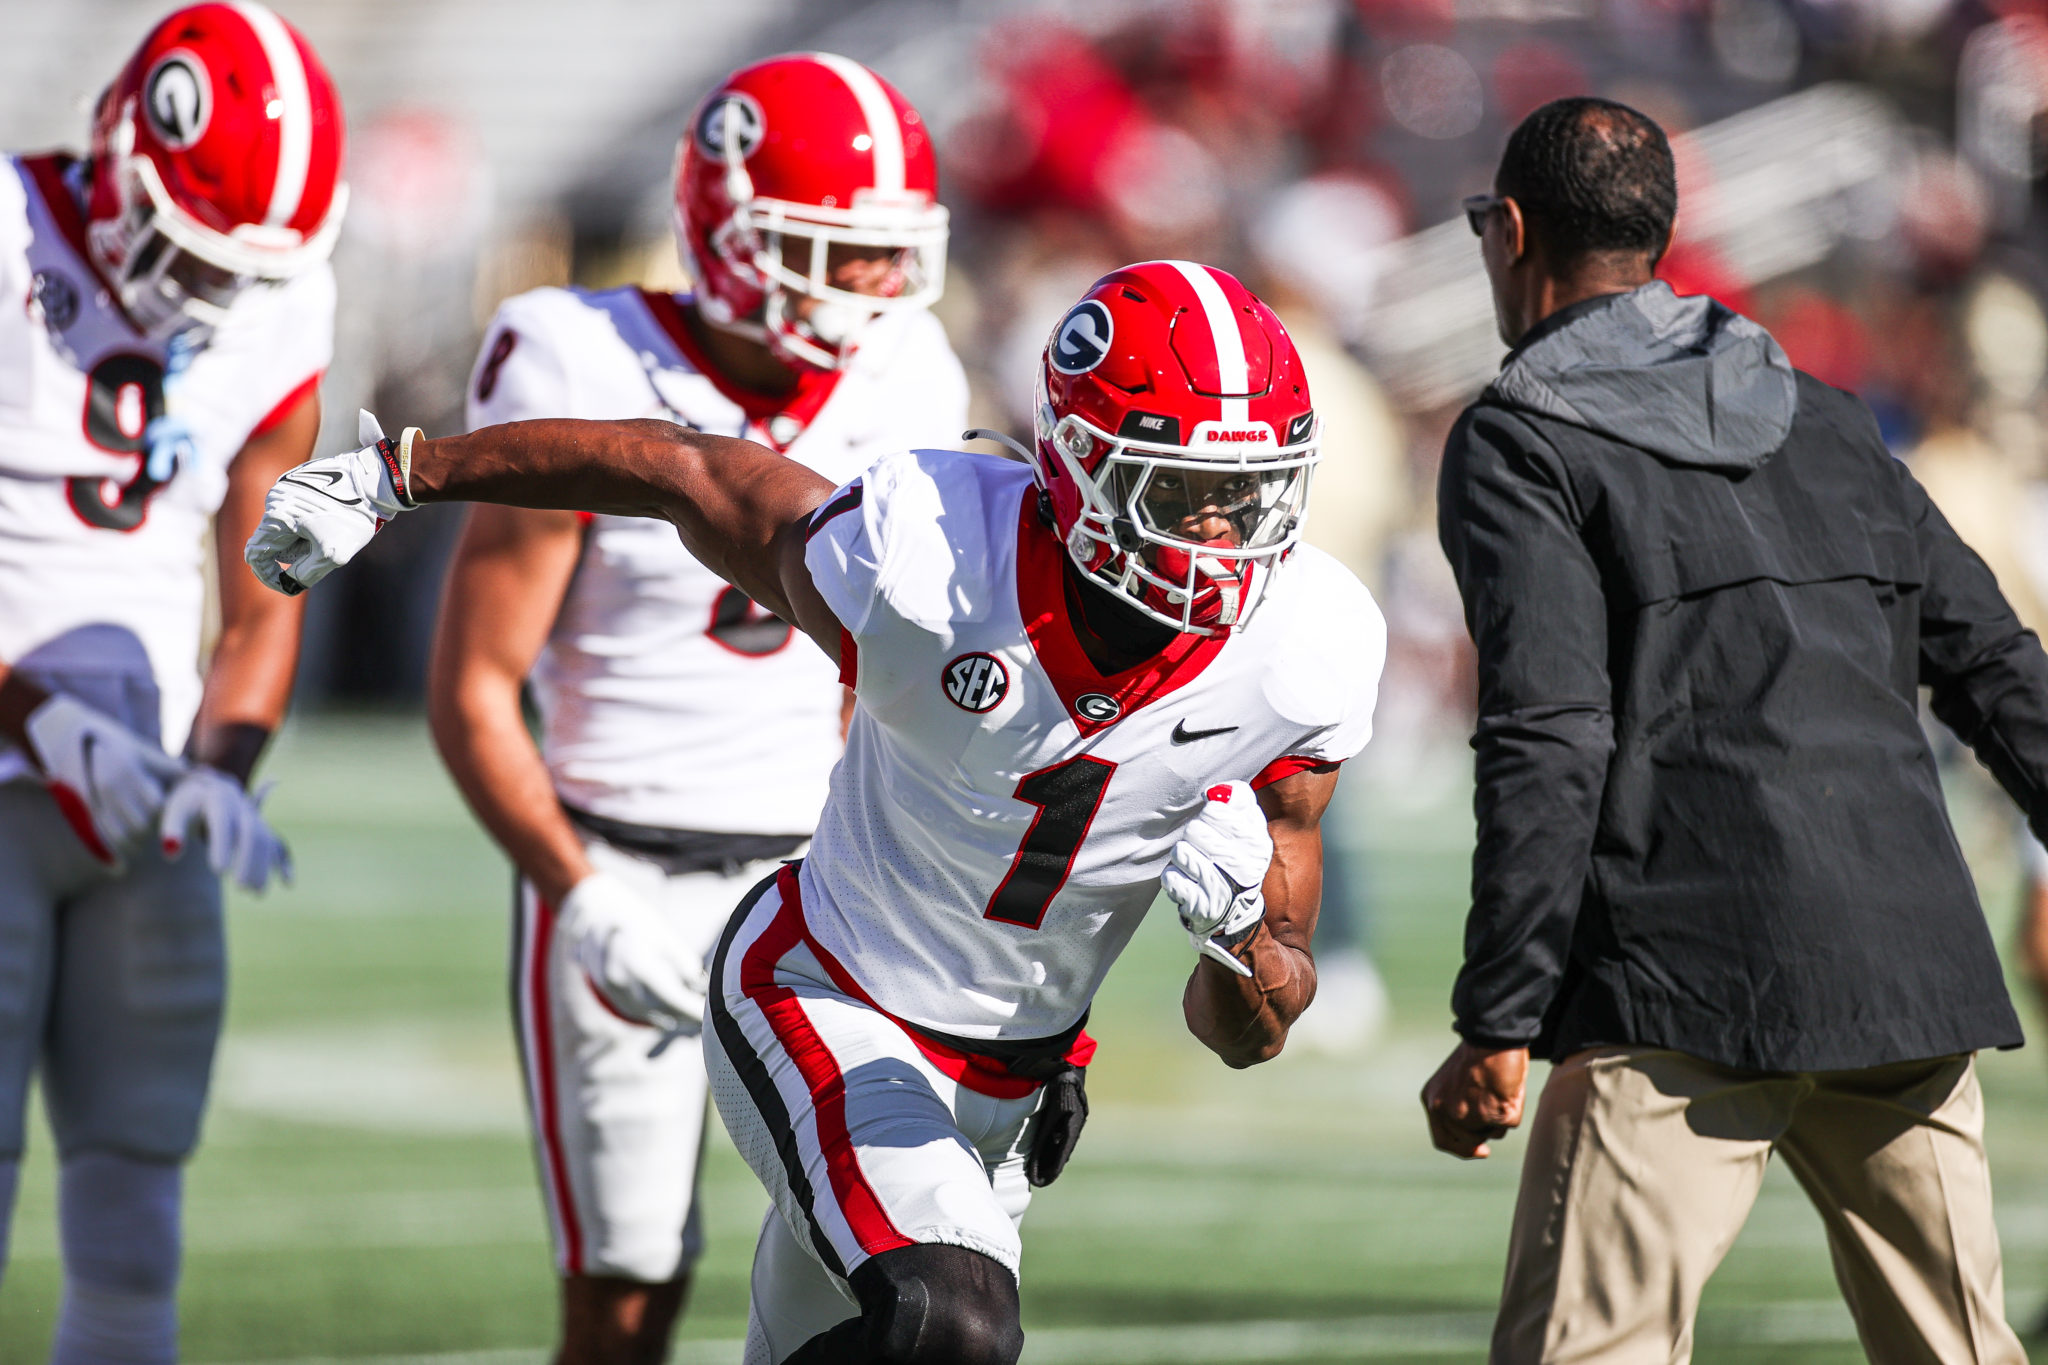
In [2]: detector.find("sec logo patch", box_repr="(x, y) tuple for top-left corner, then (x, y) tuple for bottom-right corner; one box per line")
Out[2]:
(943, 652), (1010, 713)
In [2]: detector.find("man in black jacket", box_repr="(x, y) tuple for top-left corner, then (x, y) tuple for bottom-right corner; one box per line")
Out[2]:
(1421, 97), (2037, 1363)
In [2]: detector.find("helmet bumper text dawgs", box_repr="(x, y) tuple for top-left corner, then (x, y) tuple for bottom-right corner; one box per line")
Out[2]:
(1035, 261), (1318, 636)
(86, 1), (347, 339)
(676, 53), (949, 371)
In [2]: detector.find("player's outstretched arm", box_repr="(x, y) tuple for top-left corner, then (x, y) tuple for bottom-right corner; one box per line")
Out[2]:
(1179, 767), (1337, 1068)
(245, 414), (845, 655)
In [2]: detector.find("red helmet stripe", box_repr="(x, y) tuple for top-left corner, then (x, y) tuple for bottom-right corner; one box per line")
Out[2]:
(812, 52), (903, 193)
(230, 0), (312, 227)
(1165, 259), (1250, 424)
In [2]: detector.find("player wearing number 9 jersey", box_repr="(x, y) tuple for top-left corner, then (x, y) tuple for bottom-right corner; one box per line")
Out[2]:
(427, 54), (965, 1365)
(247, 259), (1383, 1365)
(0, 4), (341, 1360)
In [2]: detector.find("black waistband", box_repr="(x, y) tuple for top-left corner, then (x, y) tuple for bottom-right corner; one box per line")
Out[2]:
(563, 803), (808, 878)
(913, 1011), (1092, 1082)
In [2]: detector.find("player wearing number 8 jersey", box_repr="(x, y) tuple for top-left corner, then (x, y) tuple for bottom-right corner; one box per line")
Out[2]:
(247, 259), (1383, 1365)
(428, 54), (965, 1365)
(0, 5), (341, 1360)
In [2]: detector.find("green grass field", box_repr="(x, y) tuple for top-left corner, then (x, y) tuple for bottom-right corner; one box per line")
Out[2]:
(2, 715), (2046, 1362)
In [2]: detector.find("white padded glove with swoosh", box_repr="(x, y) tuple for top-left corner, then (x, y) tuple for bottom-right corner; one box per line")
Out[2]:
(1161, 781), (1273, 978)
(159, 766), (293, 893)
(244, 411), (417, 596)
(558, 872), (709, 1052)
(22, 694), (186, 868)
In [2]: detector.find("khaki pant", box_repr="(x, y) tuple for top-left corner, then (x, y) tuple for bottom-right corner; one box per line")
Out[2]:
(1494, 1048), (2025, 1365)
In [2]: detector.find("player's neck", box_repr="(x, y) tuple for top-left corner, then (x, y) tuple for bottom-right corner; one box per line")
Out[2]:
(1062, 559), (1179, 675)
(679, 297), (800, 399)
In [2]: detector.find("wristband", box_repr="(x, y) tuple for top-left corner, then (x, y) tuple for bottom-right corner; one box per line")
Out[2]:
(1213, 917), (1263, 953)
(375, 427), (424, 508)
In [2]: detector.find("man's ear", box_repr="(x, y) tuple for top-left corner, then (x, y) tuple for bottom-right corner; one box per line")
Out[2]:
(1652, 216), (1677, 268)
(1501, 196), (1528, 265)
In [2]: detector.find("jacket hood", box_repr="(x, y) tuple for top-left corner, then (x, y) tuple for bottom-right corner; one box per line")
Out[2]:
(1487, 281), (1797, 470)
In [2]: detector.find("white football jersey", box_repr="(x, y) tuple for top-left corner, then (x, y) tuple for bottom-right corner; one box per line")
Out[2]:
(0, 154), (334, 780)
(802, 449), (1385, 1039)
(467, 285), (969, 834)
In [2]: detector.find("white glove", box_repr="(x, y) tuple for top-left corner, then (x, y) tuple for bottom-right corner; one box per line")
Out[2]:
(22, 694), (186, 867)
(1161, 781), (1273, 978)
(159, 766), (292, 893)
(244, 411), (415, 596)
(558, 872), (708, 1047)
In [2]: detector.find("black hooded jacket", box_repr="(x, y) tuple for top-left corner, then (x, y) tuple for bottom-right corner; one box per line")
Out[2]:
(1438, 282), (2043, 1070)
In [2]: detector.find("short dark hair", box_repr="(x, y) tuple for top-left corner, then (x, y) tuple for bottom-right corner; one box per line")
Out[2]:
(1496, 97), (1677, 264)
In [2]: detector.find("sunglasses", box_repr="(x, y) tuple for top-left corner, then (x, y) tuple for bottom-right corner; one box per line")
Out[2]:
(1463, 193), (1505, 236)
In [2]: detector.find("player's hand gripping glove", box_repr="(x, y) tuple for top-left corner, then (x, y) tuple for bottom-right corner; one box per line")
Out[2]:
(1161, 781), (1273, 979)
(22, 694), (187, 867)
(558, 872), (709, 1053)
(159, 767), (293, 893)
(244, 411), (419, 596)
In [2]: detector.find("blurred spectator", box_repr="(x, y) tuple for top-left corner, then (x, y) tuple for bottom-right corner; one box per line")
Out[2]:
(1250, 175), (1412, 1052)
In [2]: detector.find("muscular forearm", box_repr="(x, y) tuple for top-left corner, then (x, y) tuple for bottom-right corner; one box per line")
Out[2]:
(1183, 925), (1315, 1068)
(189, 619), (301, 784)
(428, 682), (591, 906)
(409, 420), (833, 619)
(1183, 819), (1323, 1067)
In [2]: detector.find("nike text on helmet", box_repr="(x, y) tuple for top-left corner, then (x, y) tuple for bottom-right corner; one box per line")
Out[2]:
(1032, 260), (1318, 636)
(87, 1), (347, 339)
(675, 53), (948, 372)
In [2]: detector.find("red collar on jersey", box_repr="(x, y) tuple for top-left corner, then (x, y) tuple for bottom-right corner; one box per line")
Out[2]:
(639, 288), (844, 451)
(1014, 487), (1227, 738)
(21, 154), (120, 301)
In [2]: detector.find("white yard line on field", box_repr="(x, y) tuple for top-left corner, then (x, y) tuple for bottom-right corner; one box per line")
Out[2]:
(226, 1299), (1862, 1365)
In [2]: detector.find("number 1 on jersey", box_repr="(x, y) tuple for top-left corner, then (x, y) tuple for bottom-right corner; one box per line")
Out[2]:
(983, 756), (1116, 929)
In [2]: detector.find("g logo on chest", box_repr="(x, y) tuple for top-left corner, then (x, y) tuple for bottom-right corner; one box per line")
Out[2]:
(943, 652), (1010, 713)
(1075, 693), (1121, 723)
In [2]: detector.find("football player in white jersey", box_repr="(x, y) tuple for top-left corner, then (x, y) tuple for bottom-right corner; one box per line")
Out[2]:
(427, 55), (963, 1365)
(248, 258), (1383, 1365)
(0, 4), (343, 1359)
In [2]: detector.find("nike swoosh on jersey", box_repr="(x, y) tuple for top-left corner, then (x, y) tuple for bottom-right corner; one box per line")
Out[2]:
(1171, 721), (1239, 744)
(281, 473), (362, 506)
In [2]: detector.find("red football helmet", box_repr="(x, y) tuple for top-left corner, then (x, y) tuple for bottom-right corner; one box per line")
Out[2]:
(675, 53), (948, 371)
(86, 1), (346, 339)
(1033, 261), (1318, 635)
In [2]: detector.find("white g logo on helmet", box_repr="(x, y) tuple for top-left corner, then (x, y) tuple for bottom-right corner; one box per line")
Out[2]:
(1050, 300), (1114, 376)
(143, 53), (210, 150)
(696, 92), (765, 160)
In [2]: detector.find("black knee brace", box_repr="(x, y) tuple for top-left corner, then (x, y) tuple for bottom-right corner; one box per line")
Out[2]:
(783, 1244), (1023, 1365)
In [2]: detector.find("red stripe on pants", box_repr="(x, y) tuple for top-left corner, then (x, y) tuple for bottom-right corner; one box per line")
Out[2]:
(528, 893), (586, 1274)
(741, 871), (912, 1258)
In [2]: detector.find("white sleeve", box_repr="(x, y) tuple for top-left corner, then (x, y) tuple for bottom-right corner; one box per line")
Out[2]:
(1256, 559), (1386, 783)
(466, 291), (577, 430)
(803, 478), (882, 640)
(217, 265), (334, 437)
(179, 264), (333, 452)
(802, 449), (1004, 649)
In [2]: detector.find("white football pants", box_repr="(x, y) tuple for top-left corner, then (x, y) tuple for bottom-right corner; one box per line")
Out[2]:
(703, 867), (1046, 1364)
(512, 839), (789, 1283)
